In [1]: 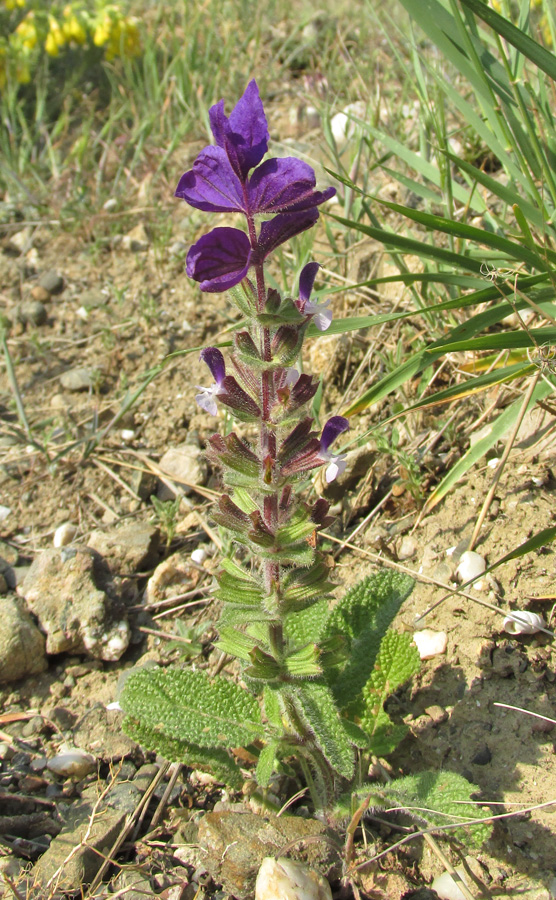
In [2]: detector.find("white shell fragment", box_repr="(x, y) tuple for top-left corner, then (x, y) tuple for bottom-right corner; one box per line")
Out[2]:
(503, 611), (546, 635)
(255, 857), (332, 900)
(47, 748), (96, 779)
(413, 629), (448, 660)
(432, 867), (470, 900)
(190, 547), (208, 564)
(456, 550), (486, 583)
(53, 522), (78, 548)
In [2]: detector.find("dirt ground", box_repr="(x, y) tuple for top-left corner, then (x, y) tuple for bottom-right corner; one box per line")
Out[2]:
(1, 114), (556, 899)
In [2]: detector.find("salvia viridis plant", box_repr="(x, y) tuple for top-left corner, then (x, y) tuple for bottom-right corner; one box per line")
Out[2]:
(120, 82), (491, 841)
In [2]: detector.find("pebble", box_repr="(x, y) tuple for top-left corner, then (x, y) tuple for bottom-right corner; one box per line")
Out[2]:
(255, 858), (332, 900)
(47, 748), (97, 779)
(53, 522), (78, 548)
(87, 521), (160, 574)
(191, 547), (208, 564)
(30, 284), (51, 302)
(19, 299), (48, 325)
(38, 270), (64, 295)
(413, 629), (448, 660)
(432, 868), (470, 900)
(456, 550), (486, 583)
(157, 444), (208, 499)
(397, 535), (417, 560)
(122, 222), (150, 252)
(60, 366), (104, 392)
(0, 596), (48, 684)
(0, 506), (12, 521)
(80, 288), (109, 308)
(503, 611), (545, 635)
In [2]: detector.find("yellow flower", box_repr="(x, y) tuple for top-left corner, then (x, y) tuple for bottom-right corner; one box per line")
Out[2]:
(62, 14), (87, 44)
(45, 32), (59, 56)
(5, 0), (26, 10)
(491, 0), (502, 11)
(15, 13), (38, 50)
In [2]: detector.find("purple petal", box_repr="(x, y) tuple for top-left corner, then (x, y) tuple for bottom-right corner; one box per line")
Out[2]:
(248, 157), (336, 214)
(200, 347), (226, 384)
(320, 416), (349, 453)
(175, 146), (244, 213)
(186, 227), (252, 292)
(209, 80), (269, 181)
(299, 262), (320, 304)
(257, 209), (319, 257)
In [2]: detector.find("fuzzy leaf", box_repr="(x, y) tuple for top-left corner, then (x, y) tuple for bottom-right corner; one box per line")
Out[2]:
(361, 631), (421, 757)
(263, 685), (284, 730)
(322, 572), (415, 715)
(123, 718), (243, 788)
(216, 570), (264, 606)
(256, 741), (280, 787)
(120, 667), (263, 748)
(284, 599), (329, 646)
(294, 682), (355, 779)
(381, 770), (491, 847)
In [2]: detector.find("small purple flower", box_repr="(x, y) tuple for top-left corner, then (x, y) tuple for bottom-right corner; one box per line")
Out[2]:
(319, 416), (349, 483)
(196, 347), (226, 416)
(297, 261), (333, 331)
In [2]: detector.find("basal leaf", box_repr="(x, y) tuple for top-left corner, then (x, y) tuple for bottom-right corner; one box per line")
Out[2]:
(382, 770), (491, 847)
(120, 667), (263, 749)
(360, 631), (420, 757)
(322, 572), (415, 715)
(294, 682), (355, 780)
(123, 718), (243, 788)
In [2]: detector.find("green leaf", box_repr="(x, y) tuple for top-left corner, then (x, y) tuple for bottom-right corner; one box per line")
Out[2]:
(120, 667), (263, 749)
(322, 572), (415, 715)
(360, 631), (421, 757)
(123, 718), (243, 789)
(382, 770), (491, 847)
(294, 682), (355, 779)
(256, 741), (279, 788)
(284, 643), (323, 678)
(284, 599), (330, 646)
(263, 685), (283, 731)
(215, 626), (267, 662)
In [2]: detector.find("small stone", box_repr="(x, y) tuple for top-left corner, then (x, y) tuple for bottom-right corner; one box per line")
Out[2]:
(456, 550), (486, 583)
(432, 867), (470, 900)
(49, 706), (78, 730)
(397, 535), (417, 560)
(0, 506), (12, 521)
(30, 284), (51, 303)
(255, 858), (332, 900)
(6, 227), (33, 255)
(471, 743), (492, 766)
(425, 705), (448, 725)
(38, 270), (64, 295)
(122, 222), (150, 252)
(20, 545), (130, 661)
(157, 444), (208, 499)
(80, 288), (109, 308)
(73, 704), (138, 759)
(53, 522), (78, 548)
(60, 366), (104, 392)
(47, 748), (97, 779)
(413, 629), (448, 660)
(0, 540), (19, 567)
(0, 596), (48, 684)
(18, 300), (48, 326)
(87, 522), (160, 575)
(103, 197), (117, 212)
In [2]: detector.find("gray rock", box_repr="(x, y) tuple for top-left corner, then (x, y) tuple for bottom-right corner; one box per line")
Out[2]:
(0, 540), (19, 567)
(80, 289), (109, 308)
(0, 596), (48, 684)
(19, 546), (130, 661)
(47, 748), (97, 779)
(122, 223), (150, 252)
(31, 780), (141, 892)
(157, 444), (208, 499)
(19, 299), (47, 326)
(197, 811), (339, 900)
(87, 522), (160, 574)
(73, 704), (138, 759)
(60, 366), (104, 392)
(38, 270), (64, 295)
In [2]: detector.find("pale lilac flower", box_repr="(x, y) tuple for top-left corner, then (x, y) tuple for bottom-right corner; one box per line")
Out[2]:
(196, 348), (226, 415)
(319, 416), (349, 483)
(304, 298), (332, 332)
(297, 260), (333, 330)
